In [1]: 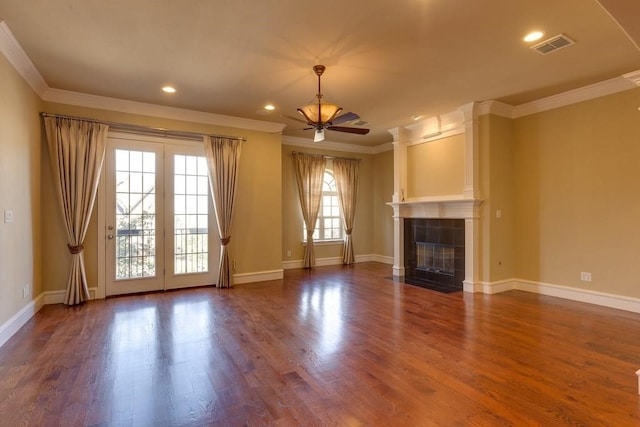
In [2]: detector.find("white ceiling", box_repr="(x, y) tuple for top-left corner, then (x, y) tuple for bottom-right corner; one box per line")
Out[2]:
(1, 0), (639, 146)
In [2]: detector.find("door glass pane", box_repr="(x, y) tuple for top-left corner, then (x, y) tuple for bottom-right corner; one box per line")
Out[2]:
(174, 154), (209, 275)
(115, 149), (157, 279)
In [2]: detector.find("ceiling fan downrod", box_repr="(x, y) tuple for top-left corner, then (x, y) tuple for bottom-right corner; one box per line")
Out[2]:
(314, 65), (326, 125)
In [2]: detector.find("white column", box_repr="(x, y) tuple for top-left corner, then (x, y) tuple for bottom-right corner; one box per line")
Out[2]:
(459, 102), (479, 200)
(389, 127), (410, 276)
(460, 103), (482, 291)
(389, 127), (409, 203)
(392, 214), (405, 277)
(462, 217), (481, 292)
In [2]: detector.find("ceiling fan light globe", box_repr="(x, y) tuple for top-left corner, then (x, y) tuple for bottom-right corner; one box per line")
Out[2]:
(314, 129), (325, 142)
(297, 103), (342, 125)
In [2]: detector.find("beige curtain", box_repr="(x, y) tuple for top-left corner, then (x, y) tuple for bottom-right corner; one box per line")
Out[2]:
(204, 136), (242, 288)
(43, 117), (108, 305)
(334, 158), (359, 264)
(293, 152), (326, 268)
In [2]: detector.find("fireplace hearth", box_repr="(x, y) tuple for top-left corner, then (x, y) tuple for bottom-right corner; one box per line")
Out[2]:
(404, 218), (464, 293)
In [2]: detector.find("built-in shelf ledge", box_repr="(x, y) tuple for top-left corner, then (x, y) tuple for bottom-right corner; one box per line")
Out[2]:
(387, 197), (483, 219)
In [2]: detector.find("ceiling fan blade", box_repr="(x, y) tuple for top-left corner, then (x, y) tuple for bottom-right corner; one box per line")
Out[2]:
(314, 129), (325, 142)
(326, 126), (370, 135)
(331, 112), (360, 125)
(280, 114), (310, 124)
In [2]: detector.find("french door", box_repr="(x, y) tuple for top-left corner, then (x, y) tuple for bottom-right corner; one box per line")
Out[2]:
(104, 135), (219, 296)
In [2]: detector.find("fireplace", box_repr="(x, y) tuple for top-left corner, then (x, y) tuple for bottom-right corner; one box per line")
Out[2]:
(387, 106), (483, 292)
(404, 218), (464, 292)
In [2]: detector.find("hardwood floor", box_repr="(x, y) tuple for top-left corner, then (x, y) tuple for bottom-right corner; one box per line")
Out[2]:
(1, 262), (640, 426)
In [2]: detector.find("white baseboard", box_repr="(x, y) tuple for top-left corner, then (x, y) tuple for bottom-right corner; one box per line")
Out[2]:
(465, 279), (516, 294)
(470, 278), (640, 314)
(0, 293), (45, 348)
(356, 254), (394, 264)
(283, 254), (393, 270)
(43, 287), (98, 305)
(43, 290), (65, 305)
(514, 279), (640, 314)
(282, 257), (341, 270)
(234, 269), (284, 284)
(282, 260), (303, 270)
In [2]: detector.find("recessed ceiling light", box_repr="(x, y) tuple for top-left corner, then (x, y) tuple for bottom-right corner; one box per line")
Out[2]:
(523, 31), (544, 43)
(264, 104), (275, 111)
(162, 86), (176, 93)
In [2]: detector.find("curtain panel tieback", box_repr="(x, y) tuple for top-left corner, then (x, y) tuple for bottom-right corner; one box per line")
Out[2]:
(333, 158), (359, 265)
(67, 244), (84, 254)
(44, 116), (109, 305)
(204, 135), (242, 288)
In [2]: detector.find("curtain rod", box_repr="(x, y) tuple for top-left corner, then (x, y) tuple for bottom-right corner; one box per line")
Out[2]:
(40, 112), (246, 142)
(291, 151), (361, 162)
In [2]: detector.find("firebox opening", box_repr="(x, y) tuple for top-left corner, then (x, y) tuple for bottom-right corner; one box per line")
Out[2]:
(416, 242), (454, 275)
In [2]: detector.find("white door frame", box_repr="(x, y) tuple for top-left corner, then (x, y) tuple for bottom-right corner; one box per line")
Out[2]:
(96, 131), (218, 298)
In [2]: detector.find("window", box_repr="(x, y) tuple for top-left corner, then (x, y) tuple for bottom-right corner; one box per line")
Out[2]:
(304, 169), (343, 241)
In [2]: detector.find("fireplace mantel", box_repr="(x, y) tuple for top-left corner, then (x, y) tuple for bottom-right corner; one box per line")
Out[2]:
(387, 197), (483, 219)
(387, 197), (483, 291)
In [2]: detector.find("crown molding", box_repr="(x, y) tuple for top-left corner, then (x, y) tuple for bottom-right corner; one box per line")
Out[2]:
(477, 100), (514, 118)
(512, 74), (637, 118)
(623, 70), (640, 86)
(43, 88), (285, 134)
(282, 135), (390, 154)
(370, 142), (394, 154)
(0, 21), (47, 96)
(477, 71), (640, 120)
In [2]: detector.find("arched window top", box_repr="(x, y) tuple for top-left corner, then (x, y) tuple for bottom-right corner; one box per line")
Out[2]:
(303, 168), (343, 242)
(323, 171), (336, 192)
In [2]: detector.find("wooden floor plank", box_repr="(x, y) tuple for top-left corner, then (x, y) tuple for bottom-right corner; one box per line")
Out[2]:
(1, 262), (640, 425)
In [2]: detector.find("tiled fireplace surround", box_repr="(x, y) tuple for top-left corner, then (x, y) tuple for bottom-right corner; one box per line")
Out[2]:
(387, 104), (482, 292)
(404, 218), (465, 291)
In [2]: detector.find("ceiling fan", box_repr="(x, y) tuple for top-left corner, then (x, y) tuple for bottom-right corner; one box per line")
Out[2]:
(283, 65), (370, 142)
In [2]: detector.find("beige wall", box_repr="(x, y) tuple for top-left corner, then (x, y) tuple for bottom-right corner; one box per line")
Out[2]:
(406, 134), (465, 198)
(282, 144), (375, 261)
(41, 102), (282, 291)
(373, 149), (394, 258)
(513, 88), (640, 298)
(0, 53), (42, 326)
(478, 114), (515, 283)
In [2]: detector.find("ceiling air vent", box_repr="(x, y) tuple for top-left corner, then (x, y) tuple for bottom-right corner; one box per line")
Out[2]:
(530, 34), (575, 55)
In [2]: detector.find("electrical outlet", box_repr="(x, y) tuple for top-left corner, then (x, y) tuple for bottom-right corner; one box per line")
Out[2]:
(4, 210), (14, 223)
(287, 250), (291, 258)
(580, 272), (592, 282)
(22, 284), (29, 298)
(233, 259), (238, 272)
